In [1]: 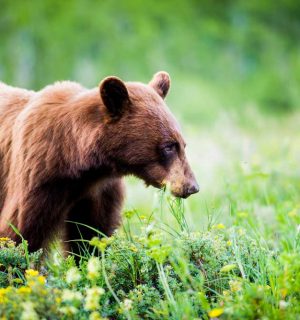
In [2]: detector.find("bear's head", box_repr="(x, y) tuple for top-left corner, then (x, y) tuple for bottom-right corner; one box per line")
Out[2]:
(99, 72), (199, 199)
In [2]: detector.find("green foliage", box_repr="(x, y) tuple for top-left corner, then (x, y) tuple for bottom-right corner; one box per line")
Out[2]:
(0, 238), (42, 288)
(0, 212), (299, 319)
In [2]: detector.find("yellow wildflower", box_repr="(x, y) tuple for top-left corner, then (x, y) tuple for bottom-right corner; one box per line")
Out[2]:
(89, 237), (112, 252)
(124, 210), (135, 219)
(0, 237), (9, 242)
(226, 240), (232, 246)
(37, 275), (46, 285)
(213, 223), (225, 230)
(18, 287), (32, 294)
(208, 308), (224, 318)
(55, 297), (62, 304)
(280, 288), (288, 298)
(0, 288), (10, 303)
(25, 269), (39, 277)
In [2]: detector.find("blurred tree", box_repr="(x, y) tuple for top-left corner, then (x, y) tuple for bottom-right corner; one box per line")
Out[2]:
(0, 0), (299, 114)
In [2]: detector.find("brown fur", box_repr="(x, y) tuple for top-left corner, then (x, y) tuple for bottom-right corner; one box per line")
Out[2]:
(0, 72), (198, 255)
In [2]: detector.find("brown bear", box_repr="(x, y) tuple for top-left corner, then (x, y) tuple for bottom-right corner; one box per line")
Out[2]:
(0, 72), (198, 255)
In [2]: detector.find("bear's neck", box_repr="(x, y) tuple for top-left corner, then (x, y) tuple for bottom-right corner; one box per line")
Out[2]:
(62, 88), (119, 180)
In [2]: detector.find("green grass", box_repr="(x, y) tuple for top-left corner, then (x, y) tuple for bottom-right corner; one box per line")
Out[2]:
(0, 110), (300, 319)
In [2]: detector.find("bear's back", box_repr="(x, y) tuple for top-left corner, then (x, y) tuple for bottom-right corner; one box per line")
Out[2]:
(0, 81), (86, 209)
(0, 83), (36, 208)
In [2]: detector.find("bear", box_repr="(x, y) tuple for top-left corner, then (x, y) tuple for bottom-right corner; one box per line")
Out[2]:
(0, 72), (199, 255)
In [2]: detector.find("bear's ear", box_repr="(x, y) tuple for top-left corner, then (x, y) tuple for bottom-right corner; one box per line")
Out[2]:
(149, 71), (170, 99)
(100, 76), (130, 119)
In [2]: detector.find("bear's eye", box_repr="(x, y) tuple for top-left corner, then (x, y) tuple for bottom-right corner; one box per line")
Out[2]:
(161, 143), (177, 157)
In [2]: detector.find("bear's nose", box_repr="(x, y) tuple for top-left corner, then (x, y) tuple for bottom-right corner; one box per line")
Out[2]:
(182, 182), (200, 198)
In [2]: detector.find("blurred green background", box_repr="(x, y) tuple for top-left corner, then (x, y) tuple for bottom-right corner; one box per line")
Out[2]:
(1, 0), (300, 119)
(1, 0), (299, 226)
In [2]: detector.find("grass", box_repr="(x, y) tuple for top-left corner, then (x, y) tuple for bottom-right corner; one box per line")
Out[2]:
(0, 109), (300, 319)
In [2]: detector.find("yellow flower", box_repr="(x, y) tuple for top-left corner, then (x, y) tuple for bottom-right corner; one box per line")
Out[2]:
(220, 264), (237, 273)
(18, 287), (32, 294)
(0, 287), (11, 295)
(89, 237), (112, 252)
(226, 240), (232, 246)
(37, 275), (46, 285)
(124, 210), (135, 219)
(25, 269), (39, 277)
(208, 308), (224, 318)
(55, 297), (62, 304)
(0, 237), (9, 242)
(280, 288), (288, 298)
(0, 288), (11, 303)
(27, 280), (35, 287)
(213, 223), (225, 230)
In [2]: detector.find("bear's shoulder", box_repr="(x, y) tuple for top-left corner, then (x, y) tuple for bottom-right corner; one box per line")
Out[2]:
(37, 81), (85, 103)
(41, 81), (84, 94)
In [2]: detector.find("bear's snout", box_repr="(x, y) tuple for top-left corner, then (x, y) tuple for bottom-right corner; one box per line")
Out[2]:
(181, 181), (199, 198)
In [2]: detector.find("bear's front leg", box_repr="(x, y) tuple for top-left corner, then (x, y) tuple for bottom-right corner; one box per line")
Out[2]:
(66, 178), (125, 257)
(1, 184), (69, 252)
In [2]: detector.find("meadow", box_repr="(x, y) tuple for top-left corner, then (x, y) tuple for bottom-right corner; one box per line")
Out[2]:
(1, 1), (300, 319)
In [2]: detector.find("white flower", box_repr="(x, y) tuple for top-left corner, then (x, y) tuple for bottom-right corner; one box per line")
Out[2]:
(53, 251), (63, 266)
(279, 300), (289, 309)
(66, 266), (81, 284)
(87, 257), (101, 280)
(61, 289), (83, 302)
(59, 306), (78, 315)
(20, 302), (39, 320)
(85, 287), (105, 311)
(122, 298), (133, 311)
